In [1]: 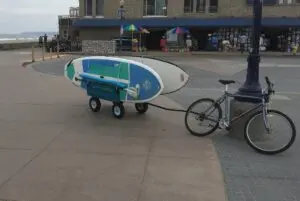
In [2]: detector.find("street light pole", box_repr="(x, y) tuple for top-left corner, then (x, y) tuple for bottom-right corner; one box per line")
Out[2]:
(119, 0), (125, 52)
(236, 0), (263, 102)
(228, 0), (264, 139)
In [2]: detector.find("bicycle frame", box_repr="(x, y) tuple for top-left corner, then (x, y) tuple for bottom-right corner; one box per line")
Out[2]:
(203, 84), (270, 129)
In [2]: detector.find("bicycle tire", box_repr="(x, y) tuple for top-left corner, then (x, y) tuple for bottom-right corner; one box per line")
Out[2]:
(244, 109), (296, 155)
(185, 98), (222, 137)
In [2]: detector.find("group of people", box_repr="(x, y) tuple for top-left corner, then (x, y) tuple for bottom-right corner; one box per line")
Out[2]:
(221, 34), (268, 53)
(38, 34), (48, 48)
(221, 34), (248, 53)
(159, 32), (264, 53)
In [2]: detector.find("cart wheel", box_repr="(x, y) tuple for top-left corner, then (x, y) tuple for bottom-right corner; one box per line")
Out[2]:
(89, 97), (101, 112)
(135, 103), (148, 114)
(112, 103), (125, 119)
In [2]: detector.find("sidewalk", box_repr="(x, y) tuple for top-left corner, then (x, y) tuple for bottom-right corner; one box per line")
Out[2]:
(0, 50), (228, 201)
(65, 50), (300, 58)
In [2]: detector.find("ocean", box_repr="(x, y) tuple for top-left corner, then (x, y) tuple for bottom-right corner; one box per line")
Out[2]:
(0, 32), (56, 44)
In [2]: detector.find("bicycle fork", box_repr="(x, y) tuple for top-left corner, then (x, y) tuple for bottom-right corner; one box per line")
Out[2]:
(262, 99), (271, 133)
(220, 87), (231, 129)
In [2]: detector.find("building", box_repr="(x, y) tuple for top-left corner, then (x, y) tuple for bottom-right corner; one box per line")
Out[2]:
(58, 7), (80, 40)
(60, 0), (300, 51)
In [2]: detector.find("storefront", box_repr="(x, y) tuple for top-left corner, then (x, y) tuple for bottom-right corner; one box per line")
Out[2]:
(72, 17), (300, 51)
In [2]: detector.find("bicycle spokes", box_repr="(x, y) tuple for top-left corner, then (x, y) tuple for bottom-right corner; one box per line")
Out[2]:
(245, 110), (296, 155)
(185, 98), (222, 137)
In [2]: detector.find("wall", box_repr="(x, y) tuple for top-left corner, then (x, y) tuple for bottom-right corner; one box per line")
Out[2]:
(219, 0), (300, 17)
(78, 0), (300, 18)
(0, 42), (38, 51)
(168, 0), (300, 18)
(79, 0), (85, 17)
(82, 40), (116, 55)
(79, 27), (120, 40)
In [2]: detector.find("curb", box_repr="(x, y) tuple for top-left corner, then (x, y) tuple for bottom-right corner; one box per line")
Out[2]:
(62, 51), (300, 58)
(21, 55), (67, 67)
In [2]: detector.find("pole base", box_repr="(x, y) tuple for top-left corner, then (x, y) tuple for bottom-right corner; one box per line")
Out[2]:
(235, 86), (262, 103)
(235, 54), (262, 103)
(228, 99), (264, 139)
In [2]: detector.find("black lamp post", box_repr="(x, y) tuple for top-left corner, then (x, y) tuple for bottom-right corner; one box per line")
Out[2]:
(236, 0), (263, 102)
(119, 0), (125, 52)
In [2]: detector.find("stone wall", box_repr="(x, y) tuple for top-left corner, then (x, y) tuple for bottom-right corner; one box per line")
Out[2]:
(82, 40), (116, 55)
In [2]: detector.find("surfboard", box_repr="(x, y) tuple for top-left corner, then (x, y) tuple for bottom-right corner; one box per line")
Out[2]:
(64, 56), (164, 103)
(118, 56), (189, 94)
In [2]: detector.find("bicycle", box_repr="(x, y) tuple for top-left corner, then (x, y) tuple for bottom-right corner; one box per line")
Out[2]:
(184, 77), (296, 155)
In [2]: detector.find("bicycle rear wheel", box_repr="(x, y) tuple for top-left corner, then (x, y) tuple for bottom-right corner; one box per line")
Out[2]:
(244, 109), (296, 155)
(185, 98), (222, 137)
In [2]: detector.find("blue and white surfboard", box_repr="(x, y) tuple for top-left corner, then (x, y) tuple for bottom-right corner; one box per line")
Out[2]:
(64, 56), (164, 103)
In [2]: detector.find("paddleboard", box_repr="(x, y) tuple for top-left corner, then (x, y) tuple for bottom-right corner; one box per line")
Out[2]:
(118, 56), (189, 94)
(64, 56), (164, 103)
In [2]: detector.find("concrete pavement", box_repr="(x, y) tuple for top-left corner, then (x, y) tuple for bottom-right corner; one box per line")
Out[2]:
(162, 56), (300, 201)
(31, 53), (300, 201)
(0, 49), (227, 201)
(67, 50), (300, 58)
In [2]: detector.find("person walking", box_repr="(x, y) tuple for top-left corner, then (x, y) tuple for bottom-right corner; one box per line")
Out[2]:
(239, 34), (247, 54)
(38, 36), (43, 48)
(43, 33), (48, 47)
(186, 35), (192, 52)
(160, 36), (166, 52)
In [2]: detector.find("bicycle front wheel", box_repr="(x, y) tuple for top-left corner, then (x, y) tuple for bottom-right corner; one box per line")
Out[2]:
(245, 109), (296, 155)
(185, 98), (222, 137)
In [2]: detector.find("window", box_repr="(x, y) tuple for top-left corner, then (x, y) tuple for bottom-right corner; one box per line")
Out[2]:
(278, 0), (292, 4)
(96, 0), (104, 16)
(143, 0), (167, 16)
(84, 0), (92, 16)
(185, 0), (206, 13)
(196, 0), (206, 12)
(184, 0), (193, 13)
(63, 30), (68, 39)
(208, 0), (218, 12)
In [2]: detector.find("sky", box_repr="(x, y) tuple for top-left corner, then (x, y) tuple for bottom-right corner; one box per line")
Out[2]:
(0, 0), (78, 33)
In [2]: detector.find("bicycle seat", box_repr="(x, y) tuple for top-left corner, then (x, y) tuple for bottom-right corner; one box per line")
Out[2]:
(219, 79), (236, 85)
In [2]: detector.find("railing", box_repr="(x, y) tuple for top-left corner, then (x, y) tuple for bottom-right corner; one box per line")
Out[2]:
(58, 15), (79, 19)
